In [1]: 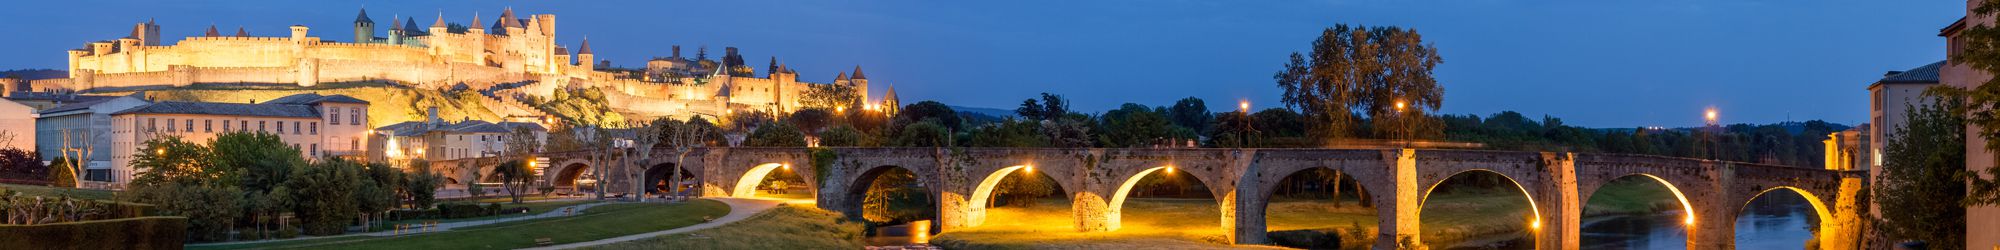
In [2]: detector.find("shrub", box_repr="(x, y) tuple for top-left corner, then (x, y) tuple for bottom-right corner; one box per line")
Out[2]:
(0, 216), (187, 250)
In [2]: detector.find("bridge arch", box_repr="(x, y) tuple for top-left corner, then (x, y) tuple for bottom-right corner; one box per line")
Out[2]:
(840, 164), (941, 226)
(964, 164), (1074, 228)
(730, 163), (793, 197)
(1104, 165), (1226, 232)
(548, 160), (594, 192)
(1589, 173), (1697, 225)
(1418, 169), (1544, 231)
(644, 162), (703, 195)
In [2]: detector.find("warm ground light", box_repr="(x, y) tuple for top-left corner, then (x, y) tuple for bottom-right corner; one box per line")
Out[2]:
(187, 201), (728, 250)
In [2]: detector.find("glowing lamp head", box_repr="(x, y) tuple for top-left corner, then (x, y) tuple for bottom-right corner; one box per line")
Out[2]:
(1395, 101), (1407, 110)
(782, 164), (791, 170)
(1023, 165), (1034, 173)
(1238, 101), (1250, 112)
(1165, 166), (1176, 174)
(155, 148), (165, 155)
(1704, 108), (1718, 122)
(1530, 220), (1541, 229)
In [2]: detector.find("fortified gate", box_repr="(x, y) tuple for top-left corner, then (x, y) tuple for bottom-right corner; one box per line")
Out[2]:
(435, 147), (1866, 250)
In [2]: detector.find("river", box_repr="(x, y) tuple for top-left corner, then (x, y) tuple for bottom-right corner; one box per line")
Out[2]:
(1580, 203), (1816, 249)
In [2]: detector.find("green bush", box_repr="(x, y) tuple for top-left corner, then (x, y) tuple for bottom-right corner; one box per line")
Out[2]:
(0, 216), (186, 250)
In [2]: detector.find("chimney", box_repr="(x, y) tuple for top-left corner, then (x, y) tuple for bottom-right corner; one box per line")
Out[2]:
(427, 107), (442, 126)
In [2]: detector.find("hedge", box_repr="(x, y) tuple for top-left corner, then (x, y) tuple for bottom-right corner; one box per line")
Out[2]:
(0, 216), (187, 250)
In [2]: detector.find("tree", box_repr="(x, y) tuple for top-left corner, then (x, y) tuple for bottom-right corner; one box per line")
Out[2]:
(746, 122), (808, 147)
(787, 108), (835, 133)
(623, 119), (666, 201)
(891, 120), (952, 147)
(287, 158), (364, 235)
(1938, 0), (2000, 206)
(820, 125), (870, 147)
(129, 136), (215, 186)
(1096, 104), (1179, 148)
(1873, 101), (1966, 246)
(502, 126), (542, 204)
(45, 157), (74, 188)
(357, 162), (401, 230)
(1015, 93), (1071, 121)
(967, 119), (1049, 148)
(894, 101), (963, 131)
(56, 128), (95, 185)
(405, 161), (442, 209)
(1274, 25), (1444, 140)
(800, 84), (863, 110)
(1167, 97), (1214, 133)
(129, 182), (241, 241)
(493, 159), (533, 204)
(0, 148), (45, 183)
(662, 118), (713, 200)
(207, 132), (301, 193)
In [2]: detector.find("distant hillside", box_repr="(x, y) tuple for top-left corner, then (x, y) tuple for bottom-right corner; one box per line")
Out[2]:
(0, 69), (66, 80)
(951, 106), (1016, 119)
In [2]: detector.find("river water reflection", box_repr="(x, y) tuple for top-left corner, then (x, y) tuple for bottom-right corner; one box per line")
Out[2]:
(1580, 203), (1814, 249)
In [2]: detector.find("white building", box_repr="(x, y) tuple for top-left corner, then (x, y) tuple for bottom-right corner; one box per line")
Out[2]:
(105, 93), (368, 187)
(373, 108), (547, 162)
(1868, 60), (1943, 171)
(34, 93), (148, 186)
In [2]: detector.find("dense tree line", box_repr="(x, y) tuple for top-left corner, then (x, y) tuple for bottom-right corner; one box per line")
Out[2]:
(125, 132), (443, 242)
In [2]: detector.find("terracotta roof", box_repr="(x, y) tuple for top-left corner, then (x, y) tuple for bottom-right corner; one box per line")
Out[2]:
(205, 25), (221, 37)
(112, 101), (321, 118)
(1878, 60), (1945, 84)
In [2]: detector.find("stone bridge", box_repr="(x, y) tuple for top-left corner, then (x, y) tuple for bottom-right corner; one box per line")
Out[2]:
(432, 147), (1865, 250)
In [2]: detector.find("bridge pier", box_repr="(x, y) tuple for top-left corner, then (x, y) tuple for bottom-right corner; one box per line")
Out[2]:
(1377, 149), (1423, 250)
(1533, 152), (1582, 250)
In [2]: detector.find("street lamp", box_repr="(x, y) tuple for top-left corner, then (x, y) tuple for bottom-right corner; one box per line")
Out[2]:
(1704, 108), (1718, 125)
(1238, 100), (1250, 113)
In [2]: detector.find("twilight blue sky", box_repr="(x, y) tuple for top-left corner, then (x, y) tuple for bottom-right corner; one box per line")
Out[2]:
(0, 0), (1962, 127)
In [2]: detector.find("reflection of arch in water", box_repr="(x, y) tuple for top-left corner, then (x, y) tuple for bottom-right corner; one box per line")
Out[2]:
(1106, 166), (1219, 232)
(1418, 169), (1543, 229)
(1735, 186), (1831, 244)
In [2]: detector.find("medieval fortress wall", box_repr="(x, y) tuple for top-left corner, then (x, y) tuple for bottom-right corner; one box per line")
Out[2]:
(21, 8), (875, 118)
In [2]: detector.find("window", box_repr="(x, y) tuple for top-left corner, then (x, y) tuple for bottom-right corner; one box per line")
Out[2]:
(349, 108), (360, 126)
(310, 144), (318, 157)
(331, 108), (341, 125)
(185, 119), (193, 132)
(310, 122), (318, 135)
(241, 121), (248, 132)
(204, 120), (212, 133)
(166, 119), (175, 133)
(223, 121), (231, 132)
(293, 122), (301, 135)
(276, 121), (285, 133)
(259, 121), (266, 132)
(352, 138), (360, 152)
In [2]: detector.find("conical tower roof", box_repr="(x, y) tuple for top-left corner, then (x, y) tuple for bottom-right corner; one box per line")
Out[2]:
(205, 25), (220, 37)
(235, 27), (248, 37)
(355, 8), (374, 24)
(836, 72), (848, 81)
(403, 17), (425, 35)
(432, 14), (447, 29)
(577, 38), (593, 55)
(851, 66), (867, 79)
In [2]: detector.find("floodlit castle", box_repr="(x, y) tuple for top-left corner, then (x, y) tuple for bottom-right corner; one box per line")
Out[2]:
(22, 7), (884, 119)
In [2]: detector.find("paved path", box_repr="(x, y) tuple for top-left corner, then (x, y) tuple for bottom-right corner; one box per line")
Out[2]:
(521, 198), (801, 250)
(186, 200), (605, 247)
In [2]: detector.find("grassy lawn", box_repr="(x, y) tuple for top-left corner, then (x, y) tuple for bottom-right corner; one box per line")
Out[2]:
(934, 198), (1270, 250)
(189, 200), (730, 250)
(443, 195), (580, 204)
(0, 183), (117, 200)
(369, 200), (599, 230)
(579, 204), (866, 250)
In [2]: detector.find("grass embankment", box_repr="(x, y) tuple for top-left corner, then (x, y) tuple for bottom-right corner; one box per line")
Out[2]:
(99, 81), (501, 127)
(0, 183), (117, 200)
(189, 200), (729, 250)
(580, 204), (866, 250)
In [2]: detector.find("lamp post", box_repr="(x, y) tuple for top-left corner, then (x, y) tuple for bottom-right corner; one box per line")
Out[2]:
(1238, 100), (1250, 148)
